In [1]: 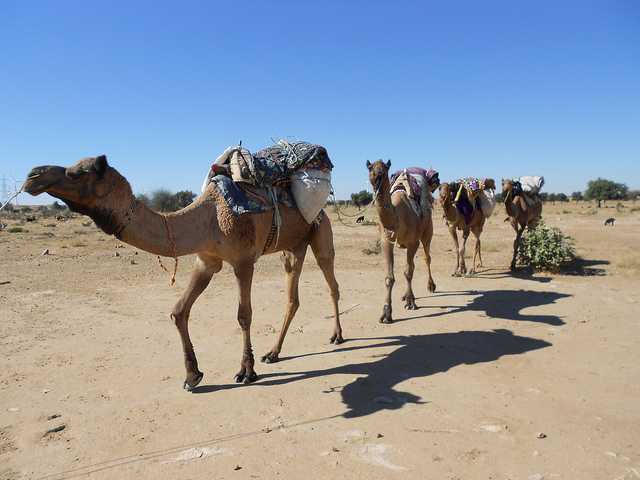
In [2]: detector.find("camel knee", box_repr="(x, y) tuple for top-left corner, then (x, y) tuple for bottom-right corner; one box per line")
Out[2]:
(171, 308), (187, 327)
(316, 254), (335, 271)
(331, 283), (340, 301)
(287, 298), (300, 314)
(385, 275), (395, 288)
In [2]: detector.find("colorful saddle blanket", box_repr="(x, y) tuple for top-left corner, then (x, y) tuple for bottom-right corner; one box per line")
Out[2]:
(209, 175), (294, 216)
(389, 168), (438, 217)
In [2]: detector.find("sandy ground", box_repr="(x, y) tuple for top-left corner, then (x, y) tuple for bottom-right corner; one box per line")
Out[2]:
(1, 201), (639, 480)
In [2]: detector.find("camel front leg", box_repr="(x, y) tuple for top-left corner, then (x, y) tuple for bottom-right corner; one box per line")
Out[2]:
(459, 228), (470, 275)
(309, 217), (343, 345)
(261, 245), (307, 364)
(449, 226), (461, 276)
(470, 227), (482, 274)
(511, 224), (525, 271)
(172, 256), (221, 391)
(380, 236), (395, 323)
(421, 231), (436, 293)
(233, 262), (258, 384)
(401, 243), (419, 310)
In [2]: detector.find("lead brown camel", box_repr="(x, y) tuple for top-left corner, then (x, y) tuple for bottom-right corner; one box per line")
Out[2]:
(366, 160), (437, 324)
(24, 155), (343, 391)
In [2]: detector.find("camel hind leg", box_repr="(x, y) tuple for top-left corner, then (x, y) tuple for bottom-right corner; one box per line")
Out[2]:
(261, 244), (308, 364)
(421, 228), (436, 293)
(232, 262), (258, 384)
(401, 242), (419, 310)
(309, 216), (343, 344)
(172, 255), (222, 391)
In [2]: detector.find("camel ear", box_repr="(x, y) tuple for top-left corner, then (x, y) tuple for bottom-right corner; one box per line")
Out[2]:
(94, 155), (108, 178)
(385, 160), (391, 169)
(366, 160), (372, 170)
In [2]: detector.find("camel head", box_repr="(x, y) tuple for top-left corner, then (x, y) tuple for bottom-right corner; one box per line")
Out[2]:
(438, 182), (455, 208)
(24, 155), (134, 235)
(501, 178), (514, 193)
(426, 170), (441, 192)
(484, 178), (496, 190)
(366, 159), (391, 195)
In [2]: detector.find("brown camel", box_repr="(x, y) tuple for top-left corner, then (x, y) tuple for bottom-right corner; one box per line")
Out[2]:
(502, 179), (542, 270)
(24, 155), (343, 391)
(366, 160), (437, 324)
(438, 181), (491, 276)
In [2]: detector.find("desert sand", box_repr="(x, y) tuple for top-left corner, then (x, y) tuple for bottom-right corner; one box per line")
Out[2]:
(1, 201), (639, 480)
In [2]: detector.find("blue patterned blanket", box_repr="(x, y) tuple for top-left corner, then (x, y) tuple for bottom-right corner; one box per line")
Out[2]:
(210, 175), (295, 216)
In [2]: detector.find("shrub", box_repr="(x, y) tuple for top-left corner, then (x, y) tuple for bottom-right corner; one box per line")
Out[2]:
(517, 221), (575, 272)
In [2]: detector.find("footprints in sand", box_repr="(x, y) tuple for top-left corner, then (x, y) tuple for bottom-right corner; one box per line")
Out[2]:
(0, 427), (17, 456)
(320, 429), (408, 471)
(161, 446), (229, 464)
(0, 427), (18, 480)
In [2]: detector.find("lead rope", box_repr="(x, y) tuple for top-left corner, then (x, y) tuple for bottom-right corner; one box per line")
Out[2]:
(329, 182), (378, 228)
(157, 215), (178, 286)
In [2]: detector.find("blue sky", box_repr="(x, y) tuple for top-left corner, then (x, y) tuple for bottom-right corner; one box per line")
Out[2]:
(1, 0), (639, 204)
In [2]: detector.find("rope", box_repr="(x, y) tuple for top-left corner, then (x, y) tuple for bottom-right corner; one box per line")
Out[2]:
(329, 181), (379, 228)
(0, 182), (25, 212)
(157, 215), (178, 286)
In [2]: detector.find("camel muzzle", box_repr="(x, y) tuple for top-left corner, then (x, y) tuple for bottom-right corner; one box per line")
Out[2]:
(24, 166), (66, 195)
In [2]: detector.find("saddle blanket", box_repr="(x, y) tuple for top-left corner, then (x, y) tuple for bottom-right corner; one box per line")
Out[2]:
(208, 175), (294, 216)
(389, 169), (434, 217)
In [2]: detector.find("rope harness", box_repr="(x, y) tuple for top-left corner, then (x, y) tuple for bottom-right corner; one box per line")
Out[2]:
(157, 215), (178, 286)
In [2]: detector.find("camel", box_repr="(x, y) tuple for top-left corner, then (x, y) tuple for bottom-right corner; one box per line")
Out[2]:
(438, 181), (490, 276)
(502, 179), (542, 270)
(366, 160), (437, 324)
(24, 155), (343, 391)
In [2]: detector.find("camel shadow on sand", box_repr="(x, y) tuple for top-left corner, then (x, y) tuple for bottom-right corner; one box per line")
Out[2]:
(407, 288), (571, 325)
(193, 329), (551, 419)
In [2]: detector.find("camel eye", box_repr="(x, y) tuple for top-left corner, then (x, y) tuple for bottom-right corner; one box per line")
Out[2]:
(66, 168), (90, 180)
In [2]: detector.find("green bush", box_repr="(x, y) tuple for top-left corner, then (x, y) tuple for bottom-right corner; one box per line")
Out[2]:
(518, 221), (575, 272)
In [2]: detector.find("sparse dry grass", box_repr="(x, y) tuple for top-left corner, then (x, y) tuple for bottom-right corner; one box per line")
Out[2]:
(617, 255), (640, 275)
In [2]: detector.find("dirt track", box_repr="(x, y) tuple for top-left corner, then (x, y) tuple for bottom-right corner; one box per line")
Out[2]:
(1, 203), (639, 480)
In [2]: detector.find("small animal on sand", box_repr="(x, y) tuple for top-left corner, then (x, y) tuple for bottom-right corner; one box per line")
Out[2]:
(356, 216), (365, 223)
(604, 217), (615, 226)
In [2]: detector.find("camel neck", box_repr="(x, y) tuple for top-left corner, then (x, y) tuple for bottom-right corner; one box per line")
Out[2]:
(374, 179), (396, 230)
(117, 195), (215, 257)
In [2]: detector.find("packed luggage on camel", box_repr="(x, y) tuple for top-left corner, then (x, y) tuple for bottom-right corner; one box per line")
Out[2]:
(23, 141), (343, 393)
(439, 177), (497, 276)
(502, 176), (544, 271)
(367, 160), (440, 324)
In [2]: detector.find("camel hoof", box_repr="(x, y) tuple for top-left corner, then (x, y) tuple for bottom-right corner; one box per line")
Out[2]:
(183, 371), (204, 392)
(404, 298), (417, 310)
(379, 305), (393, 324)
(428, 281), (436, 293)
(234, 370), (258, 384)
(330, 333), (345, 345)
(261, 352), (279, 364)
